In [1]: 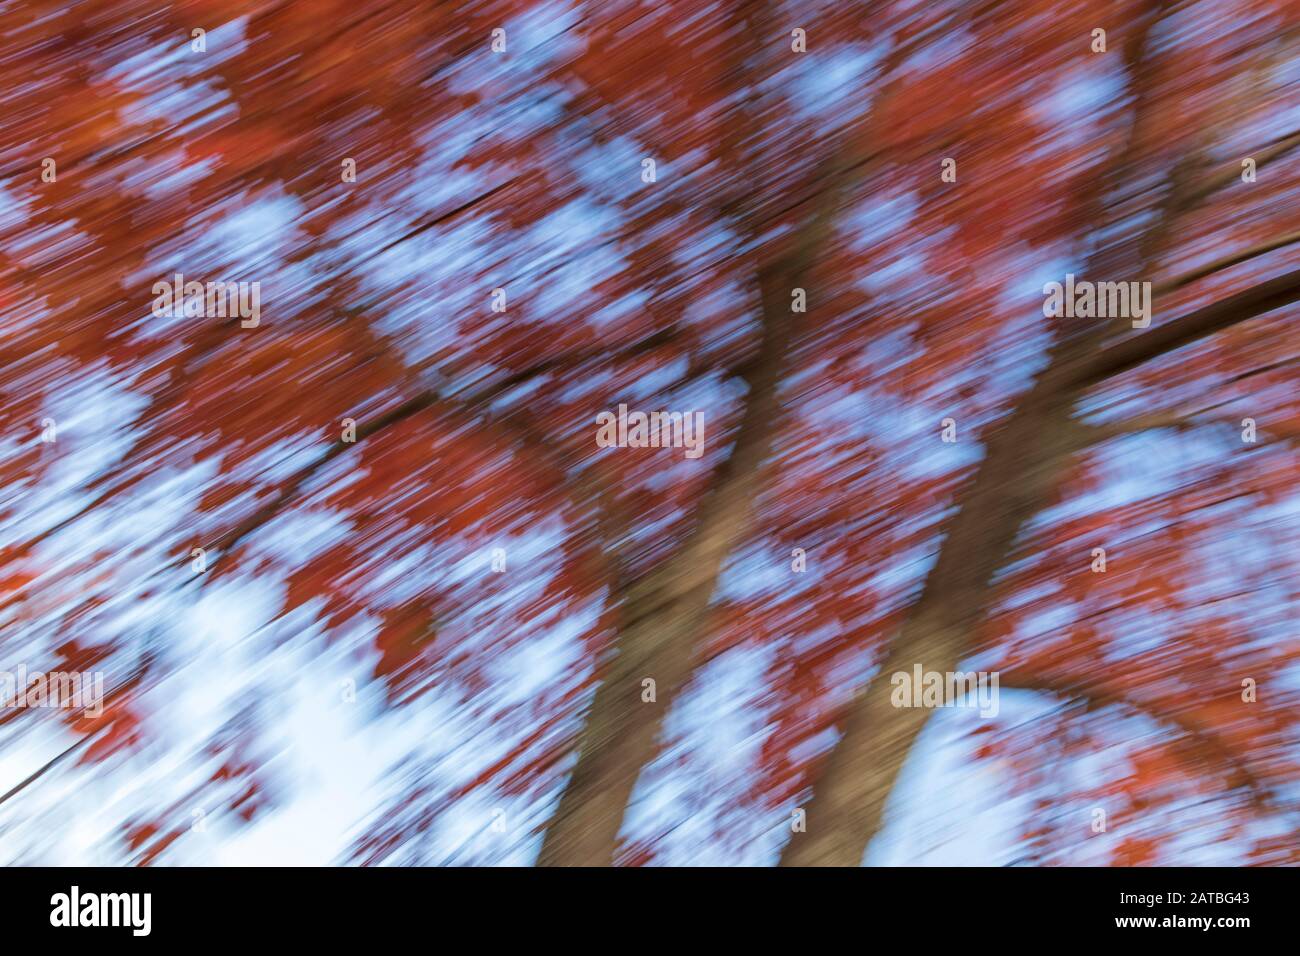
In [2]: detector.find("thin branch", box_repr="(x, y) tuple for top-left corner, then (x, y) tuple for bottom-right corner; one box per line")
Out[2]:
(1181, 128), (1300, 208)
(1000, 674), (1274, 811)
(361, 178), (518, 266)
(0, 659), (152, 810)
(0, 736), (91, 808)
(1159, 228), (1300, 295)
(1075, 393), (1244, 443)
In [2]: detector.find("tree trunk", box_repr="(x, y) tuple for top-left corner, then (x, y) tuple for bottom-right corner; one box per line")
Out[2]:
(536, 264), (797, 865)
(780, 1), (1183, 865)
(780, 366), (1085, 865)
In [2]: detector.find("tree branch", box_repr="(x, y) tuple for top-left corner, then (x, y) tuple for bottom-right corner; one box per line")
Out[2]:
(1160, 228), (1300, 295)
(1181, 128), (1300, 209)
(1074, 267), (1300, 387)
(999, 674), (1274, 811)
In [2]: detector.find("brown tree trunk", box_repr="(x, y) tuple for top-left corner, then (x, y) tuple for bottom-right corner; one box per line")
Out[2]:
(536, 143), (860, 863)
(779, 364), (1087, 865)
(536, 263), (797, 865)
(780, 1), (1179, 866)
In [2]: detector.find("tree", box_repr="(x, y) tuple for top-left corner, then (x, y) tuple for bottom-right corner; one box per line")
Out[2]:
(778, 0), (1300, 866)
(1, 0), (1296, 866)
